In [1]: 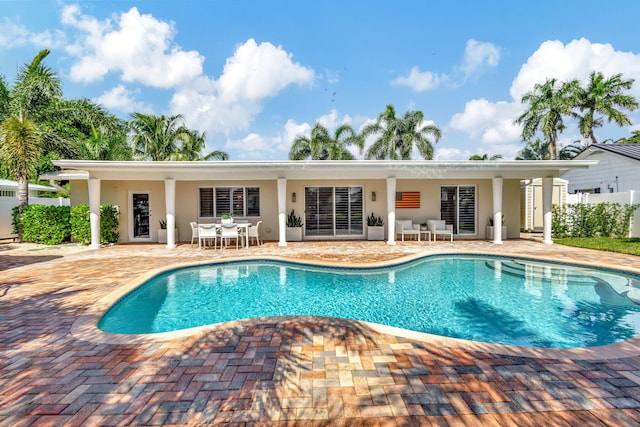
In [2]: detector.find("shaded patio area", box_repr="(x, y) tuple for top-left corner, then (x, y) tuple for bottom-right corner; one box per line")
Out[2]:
(2, 240), (640, 425)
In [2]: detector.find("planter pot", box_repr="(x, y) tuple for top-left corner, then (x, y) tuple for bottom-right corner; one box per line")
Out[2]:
(367, 226), (385, 241)
(158, 229), (179, 244)
(221, 218), (234, 225)
(286, 227), (303, 241)
(486, 225), (507, 240)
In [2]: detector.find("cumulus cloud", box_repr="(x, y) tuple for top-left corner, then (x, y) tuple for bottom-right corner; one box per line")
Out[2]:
(62, 5), (203, 87)
(0, 18), (66, 48)
(392, 39), (499, 92)
(392, 66), (448, 91)
(172, 39), (314, 138)
(449, 38), (640, 158)
(458, 39), (500, 77)
(94, 85), (152, 114)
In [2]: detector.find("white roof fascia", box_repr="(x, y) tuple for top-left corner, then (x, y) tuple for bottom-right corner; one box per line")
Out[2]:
(51, 159), (598, 181)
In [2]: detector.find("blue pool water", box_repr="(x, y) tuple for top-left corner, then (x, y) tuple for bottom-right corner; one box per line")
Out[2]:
(98, 256), (640, 348)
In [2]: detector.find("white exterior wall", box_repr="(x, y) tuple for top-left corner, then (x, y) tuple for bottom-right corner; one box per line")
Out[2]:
(562, 151), (640, 194)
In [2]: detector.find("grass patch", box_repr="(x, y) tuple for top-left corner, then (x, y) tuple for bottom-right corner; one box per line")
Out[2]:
(554, 237), (640, 256)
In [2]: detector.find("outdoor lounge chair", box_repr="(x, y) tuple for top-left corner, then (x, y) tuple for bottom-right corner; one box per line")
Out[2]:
(428, 220), (453, 241)
(396, 219), (421, 241)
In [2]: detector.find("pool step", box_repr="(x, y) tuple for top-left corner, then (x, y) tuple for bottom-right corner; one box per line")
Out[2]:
(484, 260), (596, 285)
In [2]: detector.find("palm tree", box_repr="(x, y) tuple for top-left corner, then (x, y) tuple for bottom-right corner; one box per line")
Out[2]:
(289, 122), (362, 160)
(469, 153), (502, 160)
(176, 129), (228, 160)
(516, 138), (582, 160)
(515, 78), (580, 159)
(0, 50), (64, 240)
(129, 113), (189, 161)
(616, 130), (640, 144)
(577, 72), (638, 145)
(363, 104), (441, 160)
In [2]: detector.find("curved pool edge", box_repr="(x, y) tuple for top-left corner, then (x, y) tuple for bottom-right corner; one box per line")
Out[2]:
(71, 251), (640, 360)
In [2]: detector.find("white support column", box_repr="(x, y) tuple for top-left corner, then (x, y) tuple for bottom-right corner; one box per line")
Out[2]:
(165, 178), (176, 249)
(277, 177), (287, 247)
(492, 177), (503, 244)
(542, 176), (553, 245)
(88, 178), (101, 249)
(386, 177), (397, 245)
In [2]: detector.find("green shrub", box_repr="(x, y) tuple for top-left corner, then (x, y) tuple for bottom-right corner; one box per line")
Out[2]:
(552, 202), (637, 238)
(19, 205), (71, 245)
(71, 204), (120, 245)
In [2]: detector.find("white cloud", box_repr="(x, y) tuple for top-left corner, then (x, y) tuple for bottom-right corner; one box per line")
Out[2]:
(217, 38), (314, 102)
(94, 85), (152, 114)
(0, 18), (66, 48)
(391, 66), (448, 92)
(173, 38), (315, 143)
(450, 38), (640, 158)
(62, 6), (204, 87)
(434, 147), (470, 160)
(459, 39), (500, 77)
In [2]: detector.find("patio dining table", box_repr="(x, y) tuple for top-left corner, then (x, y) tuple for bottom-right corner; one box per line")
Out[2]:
(199, 221), (251, 249)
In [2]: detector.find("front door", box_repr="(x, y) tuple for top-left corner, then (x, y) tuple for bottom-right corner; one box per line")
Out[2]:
(130, 191), (152, 241)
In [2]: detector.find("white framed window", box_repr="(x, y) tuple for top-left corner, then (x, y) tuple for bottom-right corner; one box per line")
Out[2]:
(440, 185), (477, 235)
(198, 186), (260, 218)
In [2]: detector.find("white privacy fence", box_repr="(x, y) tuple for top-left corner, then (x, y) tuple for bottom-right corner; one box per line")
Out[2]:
(566, 190), (639, 238)
(0, 197), (70, 239)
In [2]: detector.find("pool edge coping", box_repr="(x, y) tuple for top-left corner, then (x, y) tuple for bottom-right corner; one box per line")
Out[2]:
(71, 250), (640, 360)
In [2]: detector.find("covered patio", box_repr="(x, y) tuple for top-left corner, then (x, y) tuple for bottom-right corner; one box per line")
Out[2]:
(47, 159), (596, 249)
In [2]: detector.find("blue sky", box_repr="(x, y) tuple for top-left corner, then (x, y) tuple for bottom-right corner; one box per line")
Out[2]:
(2, 1), (640, 160)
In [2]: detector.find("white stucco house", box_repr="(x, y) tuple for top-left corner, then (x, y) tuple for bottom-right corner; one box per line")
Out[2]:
(45, 159), (596, 249)
(561, 144), (640, 194)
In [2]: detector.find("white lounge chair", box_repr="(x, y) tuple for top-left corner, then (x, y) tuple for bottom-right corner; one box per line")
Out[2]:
(428, 220), (453, 242)
(395, 219), (421, 242)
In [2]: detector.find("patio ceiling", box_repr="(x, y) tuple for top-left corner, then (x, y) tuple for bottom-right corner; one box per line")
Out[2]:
(49, 159), (597, 181)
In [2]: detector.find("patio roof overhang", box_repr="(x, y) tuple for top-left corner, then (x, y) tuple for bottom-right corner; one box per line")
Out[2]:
(49, 159), (597, 182)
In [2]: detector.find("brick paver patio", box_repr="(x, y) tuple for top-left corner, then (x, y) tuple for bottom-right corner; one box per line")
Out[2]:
(2, 239), (640, 426)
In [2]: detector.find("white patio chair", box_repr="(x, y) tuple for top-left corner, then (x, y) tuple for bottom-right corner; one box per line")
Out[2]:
(247, 220), (262, 246)
(198, 223), (219, 249)
(395, 219), (420, 242)
(428, 220), (454, 242)
(219, 223), (240, 249)
(190, 221), (199, 247)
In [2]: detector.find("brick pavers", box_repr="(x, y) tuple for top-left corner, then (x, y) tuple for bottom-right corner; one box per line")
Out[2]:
(2, 240), (640, 425)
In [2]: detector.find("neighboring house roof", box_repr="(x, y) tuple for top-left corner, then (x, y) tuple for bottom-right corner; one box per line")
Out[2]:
(575, 144), (640, 162)
(47, 159), (597, 181)
(0, 179), (59, 192)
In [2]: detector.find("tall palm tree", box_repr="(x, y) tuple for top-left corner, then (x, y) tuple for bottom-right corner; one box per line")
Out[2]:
(616, 130), (640, 144)
(469, 153), (502, 160)
(516, 138), (581, 160)
(289, 122), (362, 160)
(515, 78), (580, 159)
(577, 72), (638, 145)
(129, 113), (188, 161)
(0, 50), (64, 239)
(363, 104), (441, 160)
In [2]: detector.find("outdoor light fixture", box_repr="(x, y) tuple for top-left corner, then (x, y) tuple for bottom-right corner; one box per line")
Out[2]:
(292, 192), (296, 202)
(371, 191), (376, 201)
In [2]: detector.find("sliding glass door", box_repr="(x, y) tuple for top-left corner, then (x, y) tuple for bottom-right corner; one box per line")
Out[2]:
(304, 186), (363, 238)
(440, 185), (476, 235)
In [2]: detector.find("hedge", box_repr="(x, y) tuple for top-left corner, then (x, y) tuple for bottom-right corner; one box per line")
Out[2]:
(552, 202), (636, 238)
(13, 204), (120, 245)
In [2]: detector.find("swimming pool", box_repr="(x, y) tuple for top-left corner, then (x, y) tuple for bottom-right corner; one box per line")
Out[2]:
(98, 255), (640, 348)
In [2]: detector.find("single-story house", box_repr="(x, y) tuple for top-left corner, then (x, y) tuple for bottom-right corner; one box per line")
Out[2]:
(561, 143), (640, 194)
(46, 159), (596, 248)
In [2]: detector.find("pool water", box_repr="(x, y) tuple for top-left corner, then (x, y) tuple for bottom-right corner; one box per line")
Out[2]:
(98, 256), (640, 348)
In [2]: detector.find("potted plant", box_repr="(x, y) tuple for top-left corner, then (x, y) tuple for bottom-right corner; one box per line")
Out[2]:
(220, 212), (234, 224)
(486, 215), (506, 240)
(367, 212), (385, 241)
(286, 209), (303, 241)
(158, 219), (179, 243)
